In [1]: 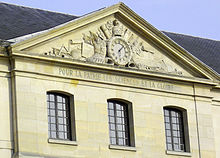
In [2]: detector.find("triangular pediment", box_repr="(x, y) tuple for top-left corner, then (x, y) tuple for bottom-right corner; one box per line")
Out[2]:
(11, 3), (218, 82)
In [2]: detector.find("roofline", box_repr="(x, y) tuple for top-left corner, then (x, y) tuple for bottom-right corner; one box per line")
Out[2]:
(116, 3), (220, 81)
(10, 2), (121, 48)
(163, 31), (220, 42)
(9, 2), (220, 82)
(161, 31), (220, 77)
(0, 2), (79, 17)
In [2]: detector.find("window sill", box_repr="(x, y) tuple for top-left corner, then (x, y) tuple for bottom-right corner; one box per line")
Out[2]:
(48, 139), (78, 146)
(166, 150), (191, 157)
(109, 145), (136, 152)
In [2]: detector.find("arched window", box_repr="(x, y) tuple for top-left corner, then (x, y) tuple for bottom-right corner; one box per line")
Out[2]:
(47, 92), (76, 141)
(107, 99), (135, 147)
(163, 107), (190, 152)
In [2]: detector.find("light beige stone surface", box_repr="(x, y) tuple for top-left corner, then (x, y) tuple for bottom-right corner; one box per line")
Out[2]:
(1, 2), (220, 158)
(0, 58), (12, 158)
(10, 63), (216, 157)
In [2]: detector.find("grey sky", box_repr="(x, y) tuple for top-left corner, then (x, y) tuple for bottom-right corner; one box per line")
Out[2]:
(1, 0), (220, 40)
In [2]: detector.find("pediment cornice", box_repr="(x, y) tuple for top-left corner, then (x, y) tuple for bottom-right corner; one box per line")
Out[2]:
(10, 2), (220, 82)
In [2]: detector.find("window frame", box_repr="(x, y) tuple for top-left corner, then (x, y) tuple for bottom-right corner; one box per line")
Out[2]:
(107, 99), (135, 147)
(47, 92), (76, 141)
(163, 106), (190, 153)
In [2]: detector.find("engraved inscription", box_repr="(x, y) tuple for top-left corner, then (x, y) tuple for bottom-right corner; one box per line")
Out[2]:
(58, 68), (175, 91)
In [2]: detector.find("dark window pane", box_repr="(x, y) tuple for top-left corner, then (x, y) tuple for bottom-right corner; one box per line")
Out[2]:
(49, 102), (55, 109)
(64, 126), (67, 132)
(164, 108), (185, 152)
(165, 123), (170, 129)
(47, 93), (71, 140)
(118, 138), (123, 145)
(111, 137), (116, 144)
(174, 144), (180, 151)
(121, 112), (124, 117)
(171, 111), (176, 117)
(109, 116), (115, 123)
(108, 101), (130, 146)
(58, 125), (64, 131)
(172, 124), (178, 130)
(50, 117), (56, 123)
(110, 131), (116, 137)
(116, 118), (122, 124)
(110, 124), (115, 130)
(121, 106), (124, 111)
(173, 130), (178, 137)
(108, 102), (114, 109)
(57, 103), (63, 110)
(166, 130), (171, 136)
(51, 124), (56, 130)
(58, 118), (63, 124)
(165, 116), (170, 123)
(180, 144), (185, 151)
(167, 143), (172, 150)
(117, 111), (121, 117)
(58, 111), (63, 117)
(62, 98), (66, 103)
(116, 104), (121, 110)
(166, 136), (172, 143)
(117, 125), (122, 131)
(176, 113), (179, 117)
(108, 110), (114, 116)
(50, 95), (55, 101)
(59, 132), (64, 139)
(57, 96), (62, 102)
(51, 132), (56, 138)
(118, 131), (123, 138)
(50, 110), (55, 116)
(172, 117), (177, 123)
(164, 109), (169, 116)
(173, 137), (178, 143)
(64, 133), (67, 139)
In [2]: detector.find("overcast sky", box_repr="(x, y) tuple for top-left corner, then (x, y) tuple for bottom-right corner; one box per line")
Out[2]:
(1, 0), (220, 40)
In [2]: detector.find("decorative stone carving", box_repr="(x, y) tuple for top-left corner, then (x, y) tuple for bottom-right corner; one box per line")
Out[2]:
(112, 20), (124, 36)
(44, 40), (85, 60)
(43, 19), (183, 75)
(83, 31), (106, 64)
(0, 40), (10, 55)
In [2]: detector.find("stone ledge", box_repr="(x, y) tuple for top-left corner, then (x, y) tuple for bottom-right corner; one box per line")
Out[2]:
(109, 144), (136, 152)
(48, 139), (78, 146)
(166, 150), (191, 157)
(0, 140), (12, 149)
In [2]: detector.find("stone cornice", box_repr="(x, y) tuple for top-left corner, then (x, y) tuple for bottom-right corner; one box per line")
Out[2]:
(10, 2), (220, 81)
(10, 52), (218, 86)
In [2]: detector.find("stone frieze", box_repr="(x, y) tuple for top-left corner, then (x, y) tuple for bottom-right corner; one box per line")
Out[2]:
(44, 20), (183, 75)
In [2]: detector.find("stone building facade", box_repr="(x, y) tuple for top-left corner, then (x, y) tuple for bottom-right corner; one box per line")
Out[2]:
(0, 2), (220, 158)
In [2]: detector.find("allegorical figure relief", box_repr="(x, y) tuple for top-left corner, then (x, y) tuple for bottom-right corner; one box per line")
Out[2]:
(83, 31), (106, 63)
(112, 20), (124, 36)
(44, 19), (183, 75)
(89, 32), (106, 56)
(129, 39), (154, 69)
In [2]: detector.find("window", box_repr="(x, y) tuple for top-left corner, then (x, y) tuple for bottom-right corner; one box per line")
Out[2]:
(107, 99), (135, 147)
(47, 92), (76, 141)
(164, 107), (190, 152)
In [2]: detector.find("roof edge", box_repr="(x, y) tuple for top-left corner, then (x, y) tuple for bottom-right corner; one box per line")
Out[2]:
(9, 2), (220, 81)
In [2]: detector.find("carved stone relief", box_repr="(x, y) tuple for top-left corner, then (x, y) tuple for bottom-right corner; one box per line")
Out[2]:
(0, 40), (10, 55)
(44, 40), (85, 60)
(44, 19), (183, 75)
